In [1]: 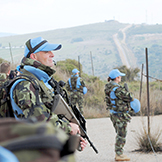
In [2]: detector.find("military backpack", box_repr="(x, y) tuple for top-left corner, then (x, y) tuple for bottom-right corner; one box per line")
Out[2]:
(0, 75), (40, 118)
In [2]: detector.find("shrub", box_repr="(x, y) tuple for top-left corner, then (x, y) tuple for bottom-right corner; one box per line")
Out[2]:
(135, 127), (162, 152)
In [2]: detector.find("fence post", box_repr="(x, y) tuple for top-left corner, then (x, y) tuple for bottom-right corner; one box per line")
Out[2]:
(145, 48), (150, 136)
(90, 51), (94, 76)
(78, 55), (81, 77)
(9, 43), (14, 65)
(139, 64), (144, 102)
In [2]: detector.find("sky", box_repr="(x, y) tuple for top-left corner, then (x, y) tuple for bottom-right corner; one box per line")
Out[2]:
(0, 0), (162, 34)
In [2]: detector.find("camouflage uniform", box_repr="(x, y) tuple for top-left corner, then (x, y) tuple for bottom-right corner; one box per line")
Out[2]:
(104, 81), (133, 156)
(0, 73), (8, 86)
(12, 57), (71, 134)
(0, 118), (78, 162)
(66, 75), (85, 114)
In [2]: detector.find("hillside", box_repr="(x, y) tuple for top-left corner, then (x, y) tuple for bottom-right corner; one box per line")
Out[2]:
(0, 21), (162, 80)
(125, 24), (162, 79)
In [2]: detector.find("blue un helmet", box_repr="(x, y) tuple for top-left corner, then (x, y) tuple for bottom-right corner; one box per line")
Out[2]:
(83, 87), (87, 95)
(109, 69), (125, 79)
(24, 37), (62, 58)
(0, 146), (19, 162)
(72, 69), (79, 74)
(130, 98), (141, 113)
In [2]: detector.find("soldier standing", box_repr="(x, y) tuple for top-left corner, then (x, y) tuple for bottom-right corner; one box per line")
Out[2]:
(0, 63), (10, 86)
(11, 37), (87, 152)
(104, 69), (135, 161)
(66, 69), (87, 114)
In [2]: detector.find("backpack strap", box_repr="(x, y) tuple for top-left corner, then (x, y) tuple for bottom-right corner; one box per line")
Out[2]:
(76, 77), (81, 88)
(10, 79), (25, 119)
(9, 75), (41, 119)
(68, 78), (72, 90)
(68, 77), (81, 91)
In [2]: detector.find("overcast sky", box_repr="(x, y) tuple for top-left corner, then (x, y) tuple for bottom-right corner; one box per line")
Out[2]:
(0, 0), (161, 34)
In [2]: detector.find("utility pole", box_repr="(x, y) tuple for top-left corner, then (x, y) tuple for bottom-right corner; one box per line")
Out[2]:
(9, 43), (14, 65)
(90, 51), (94, 76)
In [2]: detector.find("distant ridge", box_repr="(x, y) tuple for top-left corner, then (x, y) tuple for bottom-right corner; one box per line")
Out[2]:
(0, 21), (162, 80)
(0, 32), (16, 37)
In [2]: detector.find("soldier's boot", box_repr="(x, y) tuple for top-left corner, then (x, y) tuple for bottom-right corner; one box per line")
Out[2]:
(115, 154), (130, 161)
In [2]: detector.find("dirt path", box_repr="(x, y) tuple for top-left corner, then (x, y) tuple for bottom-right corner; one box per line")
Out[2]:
(113, 25), (137, 68)
(75, 115), (162, 162)
(113, 33), (130, 68)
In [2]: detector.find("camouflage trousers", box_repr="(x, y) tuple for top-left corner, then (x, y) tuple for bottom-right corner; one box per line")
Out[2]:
(70, 92), (84, 114)
(110, 113), (128, 155)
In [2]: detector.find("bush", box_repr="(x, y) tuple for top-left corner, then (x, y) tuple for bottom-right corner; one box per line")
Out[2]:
(53, 59), (162, 118)
(135, 127), (162, 152)
(56, 59), (82, 75)
(0, 58), (8, 64)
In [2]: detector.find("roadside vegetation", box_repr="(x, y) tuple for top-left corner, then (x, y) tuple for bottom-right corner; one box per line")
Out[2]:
(135, 128), (162, 152)
(54, 59), (162, 118)
(1, 58), (162, 118)
(1, 57), (162, 152)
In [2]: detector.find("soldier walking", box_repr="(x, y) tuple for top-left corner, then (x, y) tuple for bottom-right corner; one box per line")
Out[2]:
(66, 69), (87, 114)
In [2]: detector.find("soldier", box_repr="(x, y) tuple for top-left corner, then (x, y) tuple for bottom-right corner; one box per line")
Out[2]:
(0, 62), (10, 86)
(11, 37), (87, 152)
(104, 69), (134, 161)
(0, 117), (80, 162)
(66, 69), (87, 114)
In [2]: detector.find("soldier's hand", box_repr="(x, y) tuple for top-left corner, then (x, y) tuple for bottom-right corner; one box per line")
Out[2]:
(69, 123), (80, 135)
(80, 137), (88, 151)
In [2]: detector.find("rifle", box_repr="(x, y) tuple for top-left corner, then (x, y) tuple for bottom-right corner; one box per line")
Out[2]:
(124, 82), (129, 92)
(48, 78), (98, 154)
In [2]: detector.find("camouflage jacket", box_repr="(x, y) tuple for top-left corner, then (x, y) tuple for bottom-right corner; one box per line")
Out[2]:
(13, 57), (71, 134)
(0, 118), (78, 162)
(104, 81), (133, 113)
(66, 75), (85, 94)
(0, 73), (8, 87)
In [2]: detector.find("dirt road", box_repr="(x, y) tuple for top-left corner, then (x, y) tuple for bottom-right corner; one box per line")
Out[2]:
(75, 115), (162, 162)
(113, 24), (137, 68)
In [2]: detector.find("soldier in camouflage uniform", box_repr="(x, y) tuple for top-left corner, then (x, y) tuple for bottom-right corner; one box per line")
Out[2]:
(0, 117), (80, 162)
(11, 37), (87, 155)
(66, 69), (86, 114)
(104, 69), (134, 161)
(0, 63), (10, 86)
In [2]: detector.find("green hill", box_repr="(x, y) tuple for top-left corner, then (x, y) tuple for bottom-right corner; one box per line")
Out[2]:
(0, 21), (162, 80)
(125, 24), (162, 79)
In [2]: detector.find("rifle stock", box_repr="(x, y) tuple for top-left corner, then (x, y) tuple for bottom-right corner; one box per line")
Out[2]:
(52, 94), (98, 154)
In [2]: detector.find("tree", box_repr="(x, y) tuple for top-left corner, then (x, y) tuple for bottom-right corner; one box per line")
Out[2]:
(114, 65), (140, 82)
(56, 59), (82, 75)
(0, 58), (8, 64)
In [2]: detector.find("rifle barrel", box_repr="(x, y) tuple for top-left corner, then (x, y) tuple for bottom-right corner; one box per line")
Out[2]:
(79, 125), (98, 154)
